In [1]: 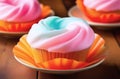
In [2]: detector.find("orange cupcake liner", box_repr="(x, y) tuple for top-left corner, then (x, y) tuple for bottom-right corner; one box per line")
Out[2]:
(39, 57), (104, 70)
(76, 0), (120, 23)
(86, 34), (106, 62)
(13, 34), (106, 69)
(13, 35), (89, 65)
(39, 58), (88, 70)
(34, 48), (89, 61)
(15, 57), (104, 70)
(0, 4), (52, 32)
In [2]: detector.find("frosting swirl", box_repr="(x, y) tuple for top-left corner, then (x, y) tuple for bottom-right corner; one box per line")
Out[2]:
(0, 0), (41, 22)
(27, 16), (95, 53)
(83, 0), (120, 11)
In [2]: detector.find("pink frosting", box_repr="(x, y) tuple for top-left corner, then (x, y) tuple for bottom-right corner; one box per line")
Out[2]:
(83, 0), (120, 11)
(27, 16), (95, 53)
(0, 0), (41, 22)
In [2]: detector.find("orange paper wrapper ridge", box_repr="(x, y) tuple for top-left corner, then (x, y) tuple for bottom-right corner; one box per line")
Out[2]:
(36, 57), (104, 70)
(76, 0), (120, 23)
(0, 4), (52, 32)
(13, 33), (106, 69)
(39, 58), (88, 69)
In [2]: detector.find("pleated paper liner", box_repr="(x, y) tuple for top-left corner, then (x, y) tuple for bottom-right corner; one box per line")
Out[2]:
(13, 35), (99, 65)
(0, 4), (54, 32)
(15, 57), (104, 70)
(13, 33), (106, 71)
(14, 56), (105, 74)
(13, 35), (89, 65)
(86, 34), (106, 62)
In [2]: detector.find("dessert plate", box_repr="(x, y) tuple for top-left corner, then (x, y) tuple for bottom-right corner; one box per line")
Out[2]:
(14, 56), (105, 74)
(68, 6), (120, 30)
(0, 10), (55, 37)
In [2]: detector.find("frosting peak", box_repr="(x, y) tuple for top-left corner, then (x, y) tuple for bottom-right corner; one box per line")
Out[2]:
(0, 0), (41, 22)
(27, 16), (95, 53)
(83, 0), (120, 11)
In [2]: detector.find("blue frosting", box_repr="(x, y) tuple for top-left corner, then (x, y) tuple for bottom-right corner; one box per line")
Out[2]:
(38, 16), (88, 31)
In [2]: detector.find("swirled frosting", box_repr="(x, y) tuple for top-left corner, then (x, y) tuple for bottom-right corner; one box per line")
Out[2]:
(83, 0), (120, 11)
(0, 0), (41, 22)
(27, 16), (95, 53)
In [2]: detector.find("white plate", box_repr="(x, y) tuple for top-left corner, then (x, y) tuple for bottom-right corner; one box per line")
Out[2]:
(68, 6), (120, 30)
(14, 56), (105, 74)
(0, 10), (55, 37)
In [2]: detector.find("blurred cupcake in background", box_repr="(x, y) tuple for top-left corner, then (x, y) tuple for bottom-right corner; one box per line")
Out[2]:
(13, 16), (106, 70)
(76, 0), (120, 23)
(0, 0), (53, 32)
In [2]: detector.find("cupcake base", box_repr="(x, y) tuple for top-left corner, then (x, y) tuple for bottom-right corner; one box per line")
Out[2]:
(34, 48), (89, 62)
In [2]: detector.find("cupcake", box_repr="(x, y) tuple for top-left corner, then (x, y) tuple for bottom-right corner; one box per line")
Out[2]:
(76, 0), (120, 23)
(0, 0), (52, 32)
(13, 16), (106, 69)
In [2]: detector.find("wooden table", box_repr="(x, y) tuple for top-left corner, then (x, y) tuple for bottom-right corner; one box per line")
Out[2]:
(0, 0), (120, 79)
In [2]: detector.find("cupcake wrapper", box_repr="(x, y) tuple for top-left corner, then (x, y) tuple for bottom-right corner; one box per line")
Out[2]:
(33, 48), (89, 62)
(86, 34), (106, 62)
(13, 35), (89, 66)
(0, 20), (37, 32)
(39, 57), (104, 70)
(40, 58), (88, 69)
(13, 34), (106, 68)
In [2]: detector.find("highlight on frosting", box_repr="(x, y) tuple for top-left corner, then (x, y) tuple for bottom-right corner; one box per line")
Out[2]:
(0, 0), (41, 22)
(83, 0), (120, 11)
(27, 16), (95, 53)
